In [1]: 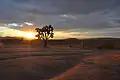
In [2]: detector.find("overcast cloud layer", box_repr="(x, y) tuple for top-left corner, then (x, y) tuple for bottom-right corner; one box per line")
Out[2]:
(0, 0), (120, 38)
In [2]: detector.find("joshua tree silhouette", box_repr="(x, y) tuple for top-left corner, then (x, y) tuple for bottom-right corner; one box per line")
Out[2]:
(35, 25), (54, 47)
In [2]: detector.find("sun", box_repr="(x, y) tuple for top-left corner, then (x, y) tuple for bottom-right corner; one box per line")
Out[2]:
(24, 32), (36, 39)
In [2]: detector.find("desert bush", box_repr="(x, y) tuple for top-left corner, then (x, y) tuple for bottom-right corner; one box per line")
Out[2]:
(98, 42), (115, 49)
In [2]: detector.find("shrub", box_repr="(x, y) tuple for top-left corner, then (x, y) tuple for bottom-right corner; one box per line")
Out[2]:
(98, 42), (115, 49)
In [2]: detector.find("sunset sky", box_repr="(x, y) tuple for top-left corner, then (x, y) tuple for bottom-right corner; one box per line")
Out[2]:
(0, 0), (120, 39)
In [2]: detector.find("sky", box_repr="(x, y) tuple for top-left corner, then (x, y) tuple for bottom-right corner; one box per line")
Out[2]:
(0, 0), (120, 39)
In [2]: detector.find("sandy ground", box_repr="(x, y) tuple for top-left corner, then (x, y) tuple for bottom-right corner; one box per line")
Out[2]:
(51, 51), (120, 80)
(0, 44), (120, 80)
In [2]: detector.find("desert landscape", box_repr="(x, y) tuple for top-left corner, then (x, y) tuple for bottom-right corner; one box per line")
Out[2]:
(1, 1), (120, 80)
(0, 38), (120, 80)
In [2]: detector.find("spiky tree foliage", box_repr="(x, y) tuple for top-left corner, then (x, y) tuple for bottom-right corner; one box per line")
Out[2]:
(35, 25), (54, 47)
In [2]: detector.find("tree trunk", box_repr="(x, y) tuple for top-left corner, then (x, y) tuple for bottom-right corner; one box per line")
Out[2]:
(44, 38), (48, 48)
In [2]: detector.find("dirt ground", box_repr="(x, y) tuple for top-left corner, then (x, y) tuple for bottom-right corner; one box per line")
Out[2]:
(0, 44), (120, 80)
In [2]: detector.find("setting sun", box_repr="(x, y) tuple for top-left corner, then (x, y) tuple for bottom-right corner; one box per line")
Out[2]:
(24, 32), (36, 39)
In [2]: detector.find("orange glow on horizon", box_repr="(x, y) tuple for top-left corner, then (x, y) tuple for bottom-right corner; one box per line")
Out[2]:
(23, 32), (36, 40)
(0, 26), (37, 40)
(0, 26), (111, 40)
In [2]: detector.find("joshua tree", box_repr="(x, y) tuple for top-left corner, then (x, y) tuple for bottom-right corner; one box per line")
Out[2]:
(35, 25), (54, 47)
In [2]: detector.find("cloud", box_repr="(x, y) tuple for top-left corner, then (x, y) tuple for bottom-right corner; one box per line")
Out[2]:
(12, 0), (120, 14)
(0, 0), (120, 38)
(0, 0), (120, 24)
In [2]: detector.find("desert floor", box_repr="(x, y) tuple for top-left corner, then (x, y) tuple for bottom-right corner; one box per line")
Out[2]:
(0, 44), (120, 80)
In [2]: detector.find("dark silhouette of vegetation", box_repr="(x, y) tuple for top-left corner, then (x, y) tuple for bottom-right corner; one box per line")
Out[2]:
(35, 25), (54, 47)
(98, 42), (115, 49)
